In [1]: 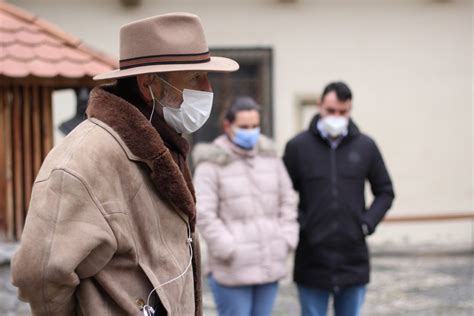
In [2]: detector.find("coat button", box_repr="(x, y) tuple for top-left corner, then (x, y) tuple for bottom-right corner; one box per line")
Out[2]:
(135, 298), (145, 310)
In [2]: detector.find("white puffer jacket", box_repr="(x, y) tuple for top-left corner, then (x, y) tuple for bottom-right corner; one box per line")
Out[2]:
(193, 135), (299, 286)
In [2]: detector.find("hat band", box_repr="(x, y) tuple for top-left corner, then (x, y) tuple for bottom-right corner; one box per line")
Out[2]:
(119, 52), (211, 70)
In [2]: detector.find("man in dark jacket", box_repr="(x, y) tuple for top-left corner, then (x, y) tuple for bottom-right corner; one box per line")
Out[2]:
(283, 82), (394, 316)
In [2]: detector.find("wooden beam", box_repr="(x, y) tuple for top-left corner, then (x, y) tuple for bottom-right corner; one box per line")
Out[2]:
(23, 86), (33, 213)
(12, 86), (24, 239)
(3, 88), (14, 240)
(0, 87), (5, 235)
(32, 85), (42, 177)
(41, 87), (53, 158)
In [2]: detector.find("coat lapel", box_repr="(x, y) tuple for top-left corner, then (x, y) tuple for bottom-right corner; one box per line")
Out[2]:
(86, 85), (197, 229)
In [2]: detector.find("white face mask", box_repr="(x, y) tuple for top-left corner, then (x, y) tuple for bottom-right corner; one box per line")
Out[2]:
(148, 77), (213, 134)
(320, 116), (349, 137)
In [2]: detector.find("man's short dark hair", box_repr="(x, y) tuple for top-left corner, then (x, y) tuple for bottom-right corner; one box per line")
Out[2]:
(321, 81), (352, 102)
(225, 96), (261, 123)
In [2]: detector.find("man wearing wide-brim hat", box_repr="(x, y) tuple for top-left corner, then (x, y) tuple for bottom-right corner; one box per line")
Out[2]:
(11, 13), (238, 315)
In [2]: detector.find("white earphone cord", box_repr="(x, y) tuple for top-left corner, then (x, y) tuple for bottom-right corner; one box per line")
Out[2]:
(143, 223), (193, 314)
(148, 85), (156, 122)
(156, 75), (183, 95)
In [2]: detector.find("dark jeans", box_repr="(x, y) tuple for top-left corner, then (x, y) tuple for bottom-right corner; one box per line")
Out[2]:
(297, 284), (366, 316)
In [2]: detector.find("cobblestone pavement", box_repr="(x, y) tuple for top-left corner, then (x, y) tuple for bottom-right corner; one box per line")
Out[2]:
(1, 247), (473, 315)
(202, 253), (474, 316)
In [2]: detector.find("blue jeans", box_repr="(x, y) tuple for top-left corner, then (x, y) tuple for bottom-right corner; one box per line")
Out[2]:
(208, 275), (279, 316)
(297, 284), (366, 316)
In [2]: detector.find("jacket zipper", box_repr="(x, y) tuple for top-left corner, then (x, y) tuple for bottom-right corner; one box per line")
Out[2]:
(330, 148), (337, 199)
(330, 147), (340, 288)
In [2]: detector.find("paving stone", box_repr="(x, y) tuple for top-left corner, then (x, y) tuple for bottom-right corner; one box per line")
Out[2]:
(1, 250), (472, 315)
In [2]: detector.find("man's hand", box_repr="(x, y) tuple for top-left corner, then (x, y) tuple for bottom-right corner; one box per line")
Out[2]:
(361, 223), (370, 236)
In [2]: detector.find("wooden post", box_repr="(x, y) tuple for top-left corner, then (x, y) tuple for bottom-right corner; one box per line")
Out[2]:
(23, 86), (33, 213)
(12, 86), (24, 239)
(0, 87), (5, 235)
(32, 85), (42, 177)
(3, 88), (14, 240)
(41, 87), (53, 159)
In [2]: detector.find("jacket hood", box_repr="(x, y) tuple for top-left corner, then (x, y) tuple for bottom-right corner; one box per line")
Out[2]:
(192, 134), (277, 167)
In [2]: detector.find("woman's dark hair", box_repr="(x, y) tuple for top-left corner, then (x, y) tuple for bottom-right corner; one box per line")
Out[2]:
(321, 81), (352, 102)
(225, 96), (262, 123)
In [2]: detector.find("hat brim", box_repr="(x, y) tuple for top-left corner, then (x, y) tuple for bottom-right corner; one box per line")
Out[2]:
(93, 56), (239, 80)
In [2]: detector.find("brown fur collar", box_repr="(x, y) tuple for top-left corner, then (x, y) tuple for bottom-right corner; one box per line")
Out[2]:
(86, 85), (197, 230)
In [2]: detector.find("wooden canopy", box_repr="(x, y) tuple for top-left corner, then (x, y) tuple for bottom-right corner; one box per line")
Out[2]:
(0, 2), (117, 240)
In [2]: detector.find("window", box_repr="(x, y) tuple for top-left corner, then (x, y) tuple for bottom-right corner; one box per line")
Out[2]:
(295, 94), (319, 131)
(192, 47), (273, 144)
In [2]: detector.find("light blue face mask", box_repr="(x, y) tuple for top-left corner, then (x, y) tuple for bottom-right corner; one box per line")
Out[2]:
(233, 127), (261, 150)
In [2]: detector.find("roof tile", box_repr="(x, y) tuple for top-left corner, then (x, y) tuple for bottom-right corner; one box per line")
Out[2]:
(6, 43), (35, 60)
(57, 60), (86, 78)
(1, 58), (30, 77)
(0, 2), (116, 79)
(0, 48), (7, 59)
(78, 43), (118, 68)
(34, 18), (81, 47)
(0, 30), (15, 44)
(28, 59), (59, 77)
(0, 11), (24, 31)
(84, 60), (112, 76)
(14, 29), (43, 45)
(61, 46), (90, 62)
(33, 43), (64, 60)
(0, 2), (36, 22)
(24, 22), (40, 33)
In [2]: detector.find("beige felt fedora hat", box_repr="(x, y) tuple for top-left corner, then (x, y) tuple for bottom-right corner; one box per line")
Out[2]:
(94, 12), (239, 80)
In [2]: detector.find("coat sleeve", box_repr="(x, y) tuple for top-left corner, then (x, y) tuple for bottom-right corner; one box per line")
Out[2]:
(11, 169), (117, 316)
(194, 162), (236, 261)
(364, 141), (395, 234)
(277, 160), (299, 250)
(283, 140), (301, 192)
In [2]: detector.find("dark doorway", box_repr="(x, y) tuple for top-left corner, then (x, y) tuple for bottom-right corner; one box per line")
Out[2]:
(192, 48), (273, 145)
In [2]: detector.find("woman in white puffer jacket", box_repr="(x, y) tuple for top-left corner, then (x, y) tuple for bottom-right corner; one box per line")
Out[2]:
(193, 96), (299, 316)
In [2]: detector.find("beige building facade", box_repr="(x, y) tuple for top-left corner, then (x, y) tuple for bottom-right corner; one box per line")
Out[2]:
(8, 0), (473, 249)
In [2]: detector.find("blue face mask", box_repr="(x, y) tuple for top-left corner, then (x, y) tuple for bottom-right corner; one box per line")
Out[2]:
(233, 127), (260, 150)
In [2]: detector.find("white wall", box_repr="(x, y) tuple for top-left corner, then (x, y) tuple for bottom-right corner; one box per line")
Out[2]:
(10, 0), (473, 248)
(52, 89), (76, 144)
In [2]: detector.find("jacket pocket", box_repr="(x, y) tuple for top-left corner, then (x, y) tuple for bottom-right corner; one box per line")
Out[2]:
(270, 237), (289, 260)
(228, 243), (261, 267)
(138, 263), (172, 314)
(339, 202), (365, 242)
(300, 198), (334, 245)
